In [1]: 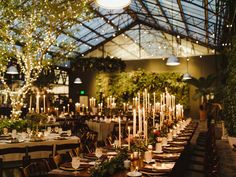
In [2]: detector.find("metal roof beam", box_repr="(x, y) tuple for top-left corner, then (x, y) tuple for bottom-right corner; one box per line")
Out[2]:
(139, 19), (217, 50)
(177, 0), (195, 54)
(79, 21), (138, 57)
(136, 0), (175, 51)
(204, 0), (209, 45)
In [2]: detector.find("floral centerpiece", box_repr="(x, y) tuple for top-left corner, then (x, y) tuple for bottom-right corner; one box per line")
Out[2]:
(25, 113), (48, 140)
(149, 119), (177, 146)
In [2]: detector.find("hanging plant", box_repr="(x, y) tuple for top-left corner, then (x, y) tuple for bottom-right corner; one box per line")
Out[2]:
(33, 67), (56, 88)
(73, 56), (126, 72)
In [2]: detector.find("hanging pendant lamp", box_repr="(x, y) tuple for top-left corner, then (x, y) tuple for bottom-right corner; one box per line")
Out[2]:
(183, 58), (192, 80)
(166, 0), (180, 66)
(166, 55), (180, 66)
(6, 66), (19, 75)
(74, 77), (82, 84)
(95, 0), (131, 9)
(183, 73), (192, 80)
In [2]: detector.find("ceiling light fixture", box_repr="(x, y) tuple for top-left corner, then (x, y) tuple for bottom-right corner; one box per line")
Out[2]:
(95, 0), (131, 9)
(74, 77), (82, 84)
(166, 0), (180, 66)
(6, 66), (19, 75)
(183, 58), (192, 80)
(166, 55), (180, 66)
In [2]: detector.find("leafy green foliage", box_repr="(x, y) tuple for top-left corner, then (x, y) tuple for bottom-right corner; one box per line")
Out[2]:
(72, 57), (126, 72)
(33, 67), (56, 88)
(90, 149), (128, 177)
(185, 74), (216, 101)
(96, 70), (189, 108)
(0, 119), (28, 134)
(223, 36), (236, 136)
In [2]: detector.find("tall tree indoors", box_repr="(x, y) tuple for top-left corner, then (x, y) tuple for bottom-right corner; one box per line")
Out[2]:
(0, 0), (91, 119)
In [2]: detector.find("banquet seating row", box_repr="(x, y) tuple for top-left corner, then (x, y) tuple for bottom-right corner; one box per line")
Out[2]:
(185, 122), (219, 177)
(0, 143), (80, 177)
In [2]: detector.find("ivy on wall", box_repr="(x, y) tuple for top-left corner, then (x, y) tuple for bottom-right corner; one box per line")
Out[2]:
(95, 70), (189, 108)
(223, 36), (236, 136)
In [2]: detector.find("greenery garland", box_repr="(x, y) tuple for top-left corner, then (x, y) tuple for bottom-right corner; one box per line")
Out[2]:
(73, 56), (126, 72)
(0, 119), (28, 134)
(90, 149), (128, 177)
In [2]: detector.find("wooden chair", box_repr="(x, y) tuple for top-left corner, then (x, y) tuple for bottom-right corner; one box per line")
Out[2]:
(20, 159), (51, 177)
(0, 147), (27, 177)
(55, 143), (80, 162)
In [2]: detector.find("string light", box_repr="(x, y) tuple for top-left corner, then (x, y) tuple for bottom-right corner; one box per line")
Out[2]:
(0, 0), (91, 119)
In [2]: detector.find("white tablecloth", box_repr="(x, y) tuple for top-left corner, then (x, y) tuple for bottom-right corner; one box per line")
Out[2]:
(0, 134), (80, 162)
(86, 121), (115, 141)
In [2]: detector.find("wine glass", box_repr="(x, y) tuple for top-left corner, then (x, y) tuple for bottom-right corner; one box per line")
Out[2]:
(71, 157), (80, 172)
(144, 151), (152, 164)
(95, 148), (103, 161)
(12, 129), (17, 139)
(95, 148), (102, 164)
(67, 130), (72, 137)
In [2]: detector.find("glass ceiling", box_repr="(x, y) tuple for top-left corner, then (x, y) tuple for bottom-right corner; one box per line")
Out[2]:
(48, 0), (228, 60)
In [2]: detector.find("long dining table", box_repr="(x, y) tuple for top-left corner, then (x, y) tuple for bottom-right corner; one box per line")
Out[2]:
(0, 133), (80, 162)
(48, 120), (198, 177)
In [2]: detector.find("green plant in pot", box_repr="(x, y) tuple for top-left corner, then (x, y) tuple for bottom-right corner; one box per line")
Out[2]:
(185, 74), (216, 120)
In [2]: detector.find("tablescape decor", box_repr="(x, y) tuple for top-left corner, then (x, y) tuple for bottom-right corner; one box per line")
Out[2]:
(0, 119), (27, 135)
(90, 149), (128, 177)
(25, 113), (47, 140)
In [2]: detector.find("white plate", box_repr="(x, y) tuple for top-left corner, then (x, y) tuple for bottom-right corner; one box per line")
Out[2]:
(88, 161), (96, 165)
(153, 150), (163, 154)
(152, 162), (175, 170)
(127, 171), (142, 177)
(143, 159), (155, 163)
(107, 152), (118, 156)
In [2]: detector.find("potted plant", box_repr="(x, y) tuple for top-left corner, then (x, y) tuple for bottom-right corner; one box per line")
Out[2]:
(223, 35), (236, 147)
(185, 75), (216, 120)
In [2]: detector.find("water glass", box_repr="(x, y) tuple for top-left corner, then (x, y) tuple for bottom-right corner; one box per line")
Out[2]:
(3, 128), (8, 135)
(95, 148), (103, 159)
(71, 157), (80, 170)
(144, 151), (152, 164)
(12, 129), (17, 139)
(67, 130), (72, 136)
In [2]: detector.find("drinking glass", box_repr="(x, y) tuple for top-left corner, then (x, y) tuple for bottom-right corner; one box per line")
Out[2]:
(3, 128), (8, 135)
(144, 151), (152, 164)
(67, 130), (72, 136)
(12, 129), (17, 139)
(95, 148), (103, 159)
(71, 157), (80, 171)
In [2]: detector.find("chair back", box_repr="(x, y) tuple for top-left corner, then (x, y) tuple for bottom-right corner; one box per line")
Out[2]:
(20, 159), (51, 177)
